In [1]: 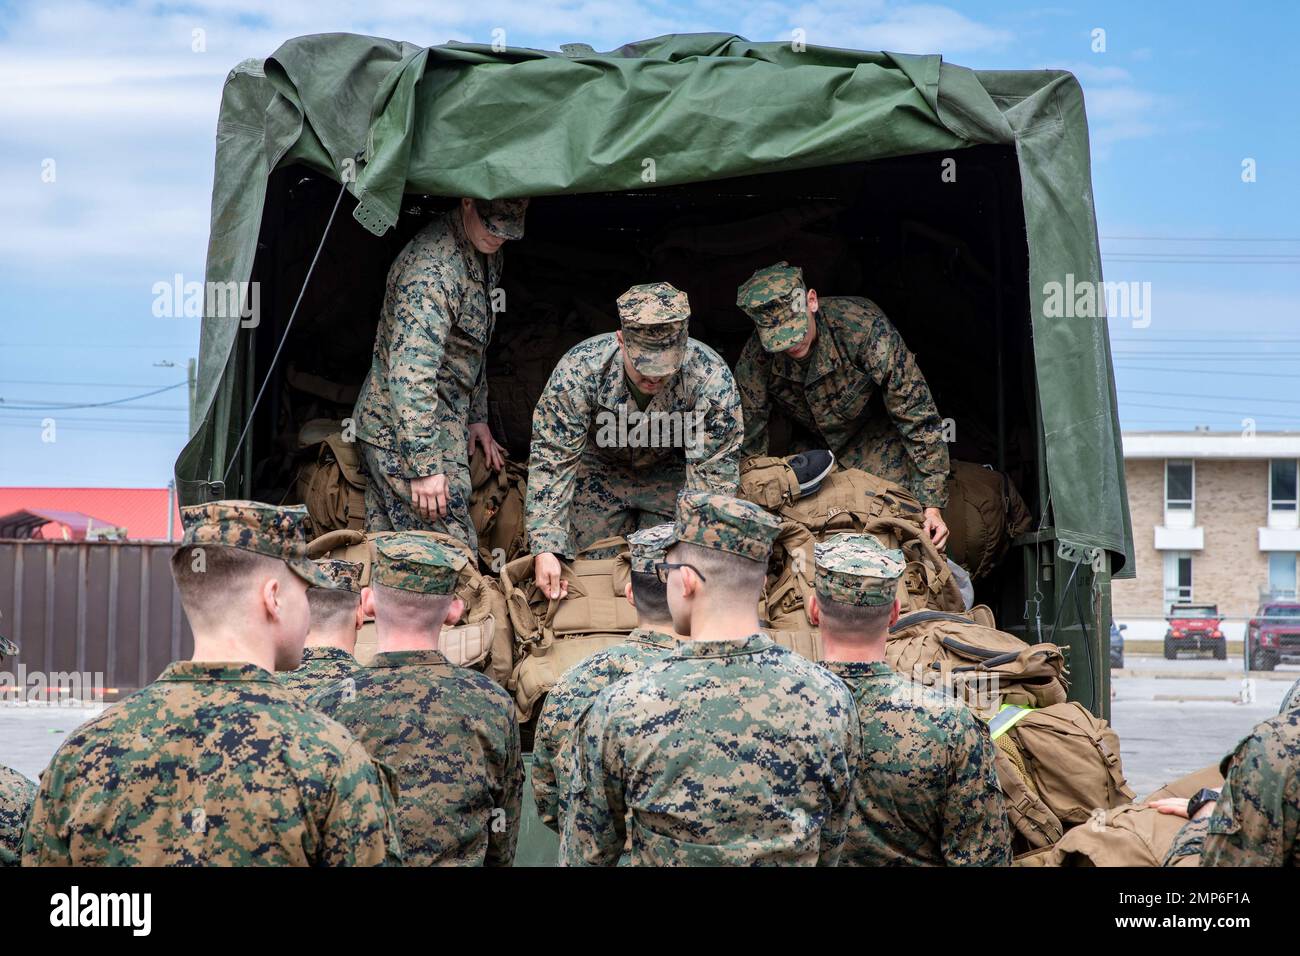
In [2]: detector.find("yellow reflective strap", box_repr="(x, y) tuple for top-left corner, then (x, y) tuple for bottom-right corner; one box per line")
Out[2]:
(985, 703), (1034, 740)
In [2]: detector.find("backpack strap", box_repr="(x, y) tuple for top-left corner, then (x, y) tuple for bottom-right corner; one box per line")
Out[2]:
(985, 703), (1035, 740)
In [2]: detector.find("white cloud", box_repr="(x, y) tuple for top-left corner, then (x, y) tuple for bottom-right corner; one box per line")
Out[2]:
(734, 1), (1014, 55)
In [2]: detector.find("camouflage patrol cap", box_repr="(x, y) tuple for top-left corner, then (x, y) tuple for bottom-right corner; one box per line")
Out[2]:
(473, 198), (529, 240)
(627, 523), (675, 575)
(670, 491), (780, 563)
(617, 281), (690, 378)
(179, 501), (332, 588)
(736, 261), (809, 353)
(312, 558), (364, 594)
(372, 533), (465, 595)
(814, 533), (905, 607)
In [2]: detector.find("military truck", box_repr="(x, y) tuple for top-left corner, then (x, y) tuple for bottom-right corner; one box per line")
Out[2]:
(175, 34), (1134, 863)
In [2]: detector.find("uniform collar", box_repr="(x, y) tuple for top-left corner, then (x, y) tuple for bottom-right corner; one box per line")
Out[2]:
(629, 627), (676, 649)
(821, 660), (894, 681)
(158, 661), (279, 683)
(300, 646), (356, 664)
(369, 648), (449, 669)
(673, 633), (774, 659)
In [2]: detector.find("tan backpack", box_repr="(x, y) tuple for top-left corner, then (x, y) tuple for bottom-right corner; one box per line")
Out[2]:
(468, 448), (529, 570)
(293, 420), (367, 536)
(306, 529), (515, 688)
(885, 609), (1069, 715)
(739, 457), (926, 530)
(943, 461), (1034, 581)
(1015, 804), (1202, 868)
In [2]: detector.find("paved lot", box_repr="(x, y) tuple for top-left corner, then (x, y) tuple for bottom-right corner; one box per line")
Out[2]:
(3, 657), (1297, 803)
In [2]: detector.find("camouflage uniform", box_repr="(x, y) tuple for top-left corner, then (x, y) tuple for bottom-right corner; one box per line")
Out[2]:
(527, 282), (743, 557)
(813, 534), (1010, 865)
(735, 262), (951, 509)
(22, 501), (398, 867)
(560, 494), (860, 866)
(1164, 709), (1299, 866)
(0, 765), (35, 868)
(354, 199), (528, 549)
(310, 534), (523, 866)
(280, 558), (363, 699)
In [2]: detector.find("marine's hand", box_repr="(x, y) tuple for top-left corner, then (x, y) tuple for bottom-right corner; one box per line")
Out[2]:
(469, 422), (506, 472)
(923, 507), (949, 549)
(410, 474), (449, 520)
(534, 552), (569, 601)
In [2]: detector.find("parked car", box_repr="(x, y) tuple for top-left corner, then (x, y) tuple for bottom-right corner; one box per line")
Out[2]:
(1110, 621), (1126, 669)
(1164, 604), (1226, 660)
(1246, 601), (1300, 671)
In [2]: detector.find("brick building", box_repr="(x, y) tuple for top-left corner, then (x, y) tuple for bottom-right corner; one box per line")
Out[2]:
(1113, 431), (1300, 640)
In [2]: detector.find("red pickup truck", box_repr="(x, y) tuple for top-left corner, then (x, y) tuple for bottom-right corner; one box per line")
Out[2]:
(1164, 603), (1226, 661)
(1246, 602), (1300, 671)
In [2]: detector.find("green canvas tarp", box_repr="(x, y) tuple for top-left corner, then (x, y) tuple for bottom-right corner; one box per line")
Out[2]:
(177, 31), (1134, 576)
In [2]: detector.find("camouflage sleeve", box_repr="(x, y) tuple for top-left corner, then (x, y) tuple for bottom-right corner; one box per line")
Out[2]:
(559, 699), (626, 867)
(469, 346), (490, 425)
(818, 690), (860, 866)
(317, 743), (404, 867)
(0, 770), (35, 867)
(526, 352), (596, 558)
(734, 333), (771, 460)
(864, 318), (951, 509)
(485, 705), (524, 867)
(390, 275), (456, 478)
(941, 716), (1013, 865)
(1163, 817), (1208, 866)
(532, 696), (566, 833)
(1201, 727), (1299, 867)
(19, 771), (66, 867)
(684, 358), (743, 496)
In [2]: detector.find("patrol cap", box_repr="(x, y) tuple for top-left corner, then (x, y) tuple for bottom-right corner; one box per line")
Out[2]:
(371, 533), (465, 595)
(312, 558), (364, 594)
(627, 523), (675, 575)
(814, 533), (905, 607)
(617, 281), (690, 378)
(179, 501), (332, 589)
(736, 261), (809, 353)
(473, 198), (529, 240)
(670, 491), (781, 564)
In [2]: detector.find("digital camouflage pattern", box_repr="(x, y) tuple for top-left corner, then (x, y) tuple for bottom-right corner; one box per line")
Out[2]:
(822, 661), (1011, 866)
(314, 558), (363, 592)
(815, 533), (906, 606)
(736, 295), (951, 509)
(279, 646), (362, 700)
(473, 197), (529, 240)
(618, 282), (689, 377)
(670, 490), (781, 563)
(371, 532), (463, 594)
(22, 662), (401, 866)
(1168, 709), (1299, 866)
(561, 633), (860, 866)
(0, 635), (17, 657)
(532, 627), (676, 832)
(526, 333), (743, 558)
(736, 261), (809, 353)
(179, 501), (332, 588)
(0, 765), (35, 867)
(353, 208), (507, 550)
(627, 522), (675, 574)
(310, 649), (523, 866)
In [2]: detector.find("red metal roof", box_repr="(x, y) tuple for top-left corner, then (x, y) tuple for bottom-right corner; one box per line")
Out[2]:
(0, 488), (179, 540)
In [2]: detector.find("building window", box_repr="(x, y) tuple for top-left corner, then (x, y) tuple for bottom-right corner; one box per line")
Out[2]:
(1270, 459), (1297, 512)
(1163, 551), (1193, 610)
(1165, 460), (1193, 510)
(1269, 553), (1297, 600)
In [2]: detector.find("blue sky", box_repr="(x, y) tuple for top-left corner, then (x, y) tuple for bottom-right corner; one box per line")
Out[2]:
(0, 0), (1296, 487)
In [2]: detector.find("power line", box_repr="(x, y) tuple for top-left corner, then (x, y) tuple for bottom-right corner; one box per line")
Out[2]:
(1115, 365), (1300, 379)
(1102, 235), (1300, 242)
(0, 381), (186, 411)
(1121, 402), (1300, 423)
(0, 379), (180, 388)
(1121, 389), (1300, 407)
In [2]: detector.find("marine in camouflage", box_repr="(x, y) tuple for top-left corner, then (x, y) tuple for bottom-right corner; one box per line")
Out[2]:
(179, 501), (332, 588)
(310, 649), (523, 866)
(353, 204), (514, 550)
(670, 490), (781, 563)
(0, 765), (35, 867)
(618, 281), (689, 377)
(279, 646), (362, 700)
(1166, 709), (1299, 866)
(561, 633), (860, 866)
(735, 261), (809, 352)
(533, 626), (676, 833)
(22, 662), (401, 866)
(736, 285), (951, 509)
(526, 331), (743, 558)
(814, 533), (906, 606)
(823, 661), (1012, 866)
